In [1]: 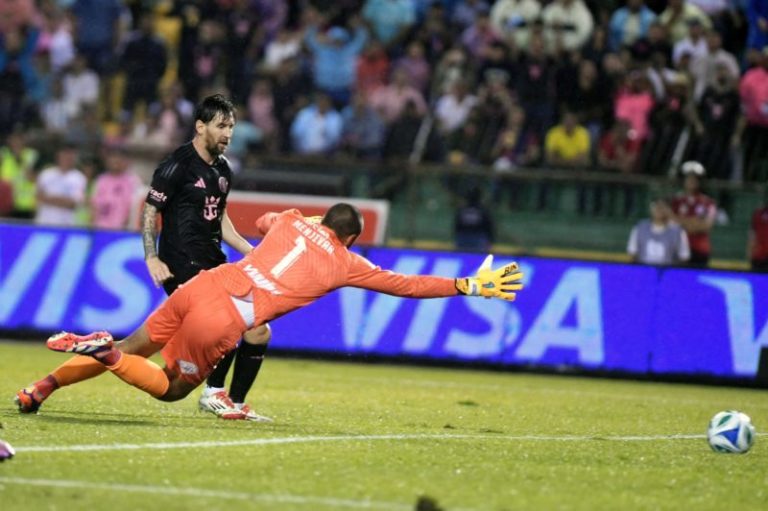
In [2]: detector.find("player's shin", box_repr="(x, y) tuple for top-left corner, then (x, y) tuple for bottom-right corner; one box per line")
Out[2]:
(104, 353), (170, 399)
(50, 356), (108, 387)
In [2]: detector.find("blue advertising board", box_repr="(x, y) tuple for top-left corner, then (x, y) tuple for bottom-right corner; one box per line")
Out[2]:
(2, 223), (767, 379)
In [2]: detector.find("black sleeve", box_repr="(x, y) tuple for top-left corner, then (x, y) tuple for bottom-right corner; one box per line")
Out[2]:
(146, 155), (182, 211)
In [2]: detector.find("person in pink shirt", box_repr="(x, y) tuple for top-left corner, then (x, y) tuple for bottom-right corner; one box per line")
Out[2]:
(614, 71), (656, 143)
(368, 67), (427, 124)
(738, 48), (768, 181)
(90, 146), (142, 230)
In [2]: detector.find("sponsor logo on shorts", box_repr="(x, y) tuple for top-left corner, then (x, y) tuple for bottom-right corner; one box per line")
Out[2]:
(178, 360), (199, 375)
(148, 188), (167, 203)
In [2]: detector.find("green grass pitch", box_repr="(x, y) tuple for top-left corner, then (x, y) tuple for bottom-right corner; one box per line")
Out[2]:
(1, 340), (767, 511)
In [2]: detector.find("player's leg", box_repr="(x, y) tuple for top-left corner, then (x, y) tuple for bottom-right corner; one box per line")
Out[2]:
(15, 327), (163, 413)
(229, 324), (272, 422)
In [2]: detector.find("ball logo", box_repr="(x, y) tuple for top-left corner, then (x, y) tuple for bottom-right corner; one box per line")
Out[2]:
(219, 177), (228, 193)
(203, 196), (220, 221)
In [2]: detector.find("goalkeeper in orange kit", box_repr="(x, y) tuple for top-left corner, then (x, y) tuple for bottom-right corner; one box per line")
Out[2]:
(16, 203), (523, 411)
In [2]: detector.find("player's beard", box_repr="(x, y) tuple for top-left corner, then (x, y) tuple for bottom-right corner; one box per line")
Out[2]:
(207, 136), (228, 157)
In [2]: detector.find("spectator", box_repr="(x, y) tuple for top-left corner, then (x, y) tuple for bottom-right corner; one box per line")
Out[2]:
(599, 119), (642, 174)
(341, 92), (386, 159)
(669, 161), (717, 267)
(659, 0), (711, 44)
(640, 72), (700, 175)
(272, 57), (313, 153)
(304, 18), (368, 106)
(187, 20), (225, 102)
(413, 4), (453, 65)
(748, 199), (768, 271)
(35, 141), (87, 227)
(435, 78), (478, 134)
(39, 7), (75, 73)
(357, 41), (390, 97)
(544, 110), (590, 168)
(290, 92), (343, 155)
(690, 64), (740, 180)
(62, 53), (99, 118)
(430, 47), (472, 98)
(737, 46), (768, 182)
(562, 59), (610, 149)
(608, 0), (657, 51)
(247, 78), (278, 152)
(383, 99), (441, 163)
(369, 67), (427, 124)
(362, 0), (416, 49)
(41, 77), (78, 134)
(691, 29), (740, 100)
(0, 128), (38, 219)
(0, 27), (39, 136)
(490, 0), (541, 51)
(476, 40), (515, 88)
(90, 145), (142, 230)
(627, 198), (690, 265)
(394, 41), (431, 94)
(516, 34), (555, 143)
(70, 0), (122, 74)
(454, 187), (495, 251)
(631, 21), (673, 68)
(68, 105), (103, 162)
(541, 0), (595, 55)
(119, 14), (168, 120)
(746, 0), (768, 53)
(262, 27), (301, 73)
(672, 18), (708, 68)
(460, 8), (498, 60)
(452, 0), (492, 32)
(446, 107), (486, 165)
(491, 105), (540, 171)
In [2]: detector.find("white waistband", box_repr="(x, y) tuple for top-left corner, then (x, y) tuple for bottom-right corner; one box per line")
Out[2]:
(230, 296), (255, 328)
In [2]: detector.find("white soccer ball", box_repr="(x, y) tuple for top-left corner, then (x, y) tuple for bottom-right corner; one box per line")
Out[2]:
(707, 410), (756, 454)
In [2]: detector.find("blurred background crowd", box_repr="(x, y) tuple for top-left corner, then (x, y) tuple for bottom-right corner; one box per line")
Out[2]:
(0, 0), (767, 267)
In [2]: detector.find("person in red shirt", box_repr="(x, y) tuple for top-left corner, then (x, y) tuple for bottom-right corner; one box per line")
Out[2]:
(16, 204), (523, 412)
(669, 161), (717, 267)
(748, 201), (768, 271)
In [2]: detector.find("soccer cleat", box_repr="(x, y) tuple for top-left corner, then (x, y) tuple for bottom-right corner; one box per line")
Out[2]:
(198, 390), (245, 420)
(46, 331), (114, 355)
(15, 385), (45, 414)
(237, 403), (273, 423)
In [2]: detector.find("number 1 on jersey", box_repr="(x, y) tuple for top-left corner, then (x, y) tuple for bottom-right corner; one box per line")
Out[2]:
(270, 236), (307, 278)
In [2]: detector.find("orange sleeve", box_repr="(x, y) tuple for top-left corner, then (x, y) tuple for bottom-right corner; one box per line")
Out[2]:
(254, 209), (302, 236)
(345, 253), (458, 298)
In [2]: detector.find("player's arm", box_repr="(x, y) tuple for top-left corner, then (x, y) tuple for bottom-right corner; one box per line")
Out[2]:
(222, 209), (254, 256)
(141, 202), (173, 287)
(142, 158), (179, 287)
(254, 209), (303, 236)
(346, 254), (523, 301)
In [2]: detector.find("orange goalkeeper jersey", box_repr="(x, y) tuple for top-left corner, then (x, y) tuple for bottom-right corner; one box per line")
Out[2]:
(208, 209), (458, 325)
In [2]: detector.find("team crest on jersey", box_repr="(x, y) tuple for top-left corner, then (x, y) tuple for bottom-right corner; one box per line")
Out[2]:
(178, 359), (199, 375)
(203, 196), (220, 220)
(219, 177), (228, 193)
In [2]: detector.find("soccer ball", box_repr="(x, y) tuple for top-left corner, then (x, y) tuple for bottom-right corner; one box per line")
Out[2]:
(707, 410), (756, 454)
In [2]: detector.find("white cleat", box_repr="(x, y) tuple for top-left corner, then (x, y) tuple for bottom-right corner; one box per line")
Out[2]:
(198, 390), (244, 420)
(237, 403), (273, 423)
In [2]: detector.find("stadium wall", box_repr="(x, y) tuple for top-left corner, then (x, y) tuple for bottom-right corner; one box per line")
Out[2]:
(2, 223), (768, 383)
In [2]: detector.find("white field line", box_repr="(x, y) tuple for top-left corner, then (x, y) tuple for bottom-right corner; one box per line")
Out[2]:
(0, 477), (413, 510)
(14, 432), (765, 454)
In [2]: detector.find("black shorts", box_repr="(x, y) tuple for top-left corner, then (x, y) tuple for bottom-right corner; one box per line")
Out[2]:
(162, 259), (209, 296)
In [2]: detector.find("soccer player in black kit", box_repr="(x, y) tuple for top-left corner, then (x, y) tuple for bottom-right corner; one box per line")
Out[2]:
(141, 94), (271, 421)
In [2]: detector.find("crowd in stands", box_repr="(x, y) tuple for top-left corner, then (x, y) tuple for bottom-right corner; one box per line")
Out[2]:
(0, 0), (767, 267)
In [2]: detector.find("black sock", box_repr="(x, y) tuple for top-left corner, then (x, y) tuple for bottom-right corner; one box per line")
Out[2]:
(207, 348), (237, 389)
(229, 342), (267, 404)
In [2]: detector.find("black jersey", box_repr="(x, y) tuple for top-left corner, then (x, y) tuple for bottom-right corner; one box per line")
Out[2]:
(146, 142), (233, 272)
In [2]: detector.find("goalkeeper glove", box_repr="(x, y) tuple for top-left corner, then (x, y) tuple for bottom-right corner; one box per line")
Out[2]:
(455, 254), (524, 301)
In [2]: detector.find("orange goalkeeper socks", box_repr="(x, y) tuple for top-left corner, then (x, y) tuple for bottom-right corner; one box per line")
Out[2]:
(105, 353), (170, 399)
(49, 356), (108, 388)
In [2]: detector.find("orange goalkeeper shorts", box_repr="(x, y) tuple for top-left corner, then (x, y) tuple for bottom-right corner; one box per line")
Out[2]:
(146, 270), (248, 385)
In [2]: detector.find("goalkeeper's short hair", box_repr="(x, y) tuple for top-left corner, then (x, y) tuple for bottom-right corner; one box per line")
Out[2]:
(322, 203), (363, 240)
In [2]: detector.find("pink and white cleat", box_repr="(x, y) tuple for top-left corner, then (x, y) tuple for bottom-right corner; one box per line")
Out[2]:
(46, 331), (114, 355)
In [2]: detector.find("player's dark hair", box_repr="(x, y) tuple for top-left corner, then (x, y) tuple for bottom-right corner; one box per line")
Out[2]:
(194, 94), (235, 124)
(322, 203), (363, 240)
